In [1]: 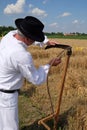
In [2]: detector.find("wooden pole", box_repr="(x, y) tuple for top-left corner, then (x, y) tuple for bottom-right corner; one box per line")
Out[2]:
(54, 54), (71, 128)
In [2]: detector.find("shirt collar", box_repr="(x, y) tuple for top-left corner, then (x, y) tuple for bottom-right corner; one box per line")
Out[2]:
(12, 30), (28, 49)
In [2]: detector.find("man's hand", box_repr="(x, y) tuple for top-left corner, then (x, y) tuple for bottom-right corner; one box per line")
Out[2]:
(48, 57), (61, 66)
(47, 41), (60, 46)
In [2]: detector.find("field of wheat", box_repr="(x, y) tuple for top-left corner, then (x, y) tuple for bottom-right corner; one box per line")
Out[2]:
(19, 38), (87, 130)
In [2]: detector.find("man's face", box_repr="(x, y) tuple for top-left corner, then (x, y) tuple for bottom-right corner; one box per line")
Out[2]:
(25, 38), (35, 46)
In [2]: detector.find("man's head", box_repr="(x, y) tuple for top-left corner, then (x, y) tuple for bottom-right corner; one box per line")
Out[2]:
(15, 16), (45, 42)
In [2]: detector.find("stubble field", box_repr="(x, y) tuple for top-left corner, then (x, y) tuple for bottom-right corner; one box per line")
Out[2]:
(19, 38), (87, 130)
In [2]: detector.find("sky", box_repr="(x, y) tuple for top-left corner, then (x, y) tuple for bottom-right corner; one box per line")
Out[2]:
(0, 0), (87, 33)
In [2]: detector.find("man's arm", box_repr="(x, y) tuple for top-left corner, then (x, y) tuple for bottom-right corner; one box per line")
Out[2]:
(33, 35), (59, 47)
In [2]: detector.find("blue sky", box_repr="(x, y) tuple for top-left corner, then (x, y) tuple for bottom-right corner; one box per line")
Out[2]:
(0, 0), (87, 33)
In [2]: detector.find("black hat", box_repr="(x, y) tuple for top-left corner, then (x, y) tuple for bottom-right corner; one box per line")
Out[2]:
(15, 16), (45, 42)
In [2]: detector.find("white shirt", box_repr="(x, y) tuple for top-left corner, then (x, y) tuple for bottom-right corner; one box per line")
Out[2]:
(0, 30), (50, 90)
(33, 35), (49, 47)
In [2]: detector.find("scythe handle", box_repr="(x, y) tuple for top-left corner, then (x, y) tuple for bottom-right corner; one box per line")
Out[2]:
(38, 44), (72, 130)
(45, 44), (72, 128)
(55, 54), (70, 124)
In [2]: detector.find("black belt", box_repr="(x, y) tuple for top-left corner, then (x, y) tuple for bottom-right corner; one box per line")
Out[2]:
(0, 89), (19, 93)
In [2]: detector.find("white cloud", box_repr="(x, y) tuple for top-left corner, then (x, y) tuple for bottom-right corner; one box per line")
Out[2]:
(4, 0), (25, 14)
(72, 20), (79, 24)
(58, 12), (71, 18)
(30, 8), (48, 17)
(43, 0), (48, 4)
(29, 4), (33, 8)
(49, 22), (58, 27)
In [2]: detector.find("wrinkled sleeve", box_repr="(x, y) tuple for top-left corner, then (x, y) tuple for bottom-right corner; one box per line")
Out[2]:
(11, 51), (50, 85)
(33, 35), (49, 47)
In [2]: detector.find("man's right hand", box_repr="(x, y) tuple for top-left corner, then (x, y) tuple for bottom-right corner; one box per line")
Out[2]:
(48, 57), (61, 66)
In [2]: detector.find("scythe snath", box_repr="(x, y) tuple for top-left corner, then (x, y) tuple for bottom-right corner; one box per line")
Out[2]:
(38, 44), (72, 130)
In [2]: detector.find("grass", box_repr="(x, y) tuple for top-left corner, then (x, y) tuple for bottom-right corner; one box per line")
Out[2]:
(46, 35), (87, 39)
(18, 38), (87, 130)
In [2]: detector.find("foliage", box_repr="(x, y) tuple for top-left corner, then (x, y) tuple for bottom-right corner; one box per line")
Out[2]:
(0, 26), (15, 36)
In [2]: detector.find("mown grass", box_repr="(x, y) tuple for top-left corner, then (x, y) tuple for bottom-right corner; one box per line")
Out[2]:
(18, 39), (87, 130)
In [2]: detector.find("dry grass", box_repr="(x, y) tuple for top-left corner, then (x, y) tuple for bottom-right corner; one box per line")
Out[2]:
(19, 39), (87, 130)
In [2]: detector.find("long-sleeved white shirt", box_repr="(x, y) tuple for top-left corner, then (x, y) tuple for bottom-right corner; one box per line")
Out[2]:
(0, 30), (50, 90)
(33, 35), (49, 47)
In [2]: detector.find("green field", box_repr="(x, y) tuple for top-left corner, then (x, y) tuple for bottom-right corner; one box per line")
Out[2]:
(46, 34), (87, 39)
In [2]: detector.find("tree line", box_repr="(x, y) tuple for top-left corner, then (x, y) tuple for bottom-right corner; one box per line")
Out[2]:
(0, 26), (16, 37)
(0, 26), (87, 39)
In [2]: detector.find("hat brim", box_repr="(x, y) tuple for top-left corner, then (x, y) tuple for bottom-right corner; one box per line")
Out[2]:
(15, 18), (45, 42)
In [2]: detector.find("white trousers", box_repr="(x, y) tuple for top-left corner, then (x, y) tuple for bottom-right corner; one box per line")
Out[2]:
(0, 91), (19, 130)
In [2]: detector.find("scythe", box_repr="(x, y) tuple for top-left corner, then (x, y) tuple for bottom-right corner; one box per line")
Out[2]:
(38, 44), (72, 130)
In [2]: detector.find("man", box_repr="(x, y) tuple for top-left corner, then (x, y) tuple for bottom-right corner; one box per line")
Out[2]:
(0, 16), (61, 130)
